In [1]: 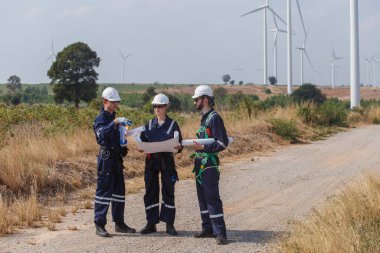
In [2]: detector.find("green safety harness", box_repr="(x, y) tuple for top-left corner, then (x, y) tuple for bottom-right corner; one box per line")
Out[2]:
(191, 111), (220, 184)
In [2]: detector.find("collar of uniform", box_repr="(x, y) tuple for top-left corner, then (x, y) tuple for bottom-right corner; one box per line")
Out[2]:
(102, 108), (116, 119)
(152, 115), (171, 128)
(201, 108), (214, 122)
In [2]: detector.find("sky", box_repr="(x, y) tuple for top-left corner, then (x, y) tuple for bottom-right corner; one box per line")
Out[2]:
(0, 0), (379, 86)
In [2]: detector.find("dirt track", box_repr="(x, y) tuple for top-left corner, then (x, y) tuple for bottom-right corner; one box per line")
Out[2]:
(2, 125), (380, 253)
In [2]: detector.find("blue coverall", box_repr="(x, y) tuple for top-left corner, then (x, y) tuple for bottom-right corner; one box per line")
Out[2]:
(193, 109), (229, 237)
(93, 108), (128, 226)
(140, 116), (183, 225)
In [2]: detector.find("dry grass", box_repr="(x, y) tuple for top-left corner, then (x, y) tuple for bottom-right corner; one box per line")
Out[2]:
(0, 198), (15, 235)
(0, 130), (97, 195)
(278, 174), (380, 253)
(48, 209), (62, 223)
(13, 192), (42, 227)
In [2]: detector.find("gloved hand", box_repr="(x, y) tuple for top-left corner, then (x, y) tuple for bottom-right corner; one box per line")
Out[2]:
(115, 117), (133, 126)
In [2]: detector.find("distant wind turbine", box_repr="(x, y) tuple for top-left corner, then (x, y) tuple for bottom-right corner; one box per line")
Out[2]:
(296, 31), (316, 85)
(119, 50), (131, 84)
(364, 57), (372, 87)
(47, 38), (56, 63)
(330, 48), (343, 88)
(241, 0), (286, 85)
(270, 11), (287, 81)
(371, 54), (380, 87)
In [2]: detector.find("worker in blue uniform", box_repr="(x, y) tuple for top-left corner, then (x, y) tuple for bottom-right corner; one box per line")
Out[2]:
(93, 87), (136, 237)
(190, 85), (229, 245)
(139, 94), (183, 236)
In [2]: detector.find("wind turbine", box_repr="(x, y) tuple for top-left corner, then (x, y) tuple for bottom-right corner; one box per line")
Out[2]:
(119, 50), (131, 84)
(47, 38), (56, 63)
(371, 54), (379, 87)
(296, 31), (316, 85)
(270, 13), (287, 81)
(241, 0), (286, 85)
(287, 0), (307, 94)
(364, 57), (372, 87)
(330, 48), (343, 88)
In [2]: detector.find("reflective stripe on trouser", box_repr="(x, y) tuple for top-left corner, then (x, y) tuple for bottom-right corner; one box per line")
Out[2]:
(94, 156), (125, 226)
(194, 158), (226, 236)
(144, 156), (176, 224)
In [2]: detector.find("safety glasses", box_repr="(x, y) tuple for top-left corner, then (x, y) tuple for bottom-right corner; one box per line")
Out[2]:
(153, 104), (166, 109)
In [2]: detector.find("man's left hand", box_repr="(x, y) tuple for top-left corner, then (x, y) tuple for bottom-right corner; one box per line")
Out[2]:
(190, 141), (204, 151)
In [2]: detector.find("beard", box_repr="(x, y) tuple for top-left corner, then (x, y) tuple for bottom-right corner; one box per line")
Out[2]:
(196, 102), (204, 111)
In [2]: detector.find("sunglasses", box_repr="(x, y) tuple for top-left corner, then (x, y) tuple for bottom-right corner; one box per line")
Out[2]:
(194, 97), (203, 103)
(153, 104), (166, 109)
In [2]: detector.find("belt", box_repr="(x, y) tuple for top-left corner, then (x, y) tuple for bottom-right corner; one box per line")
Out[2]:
(146, 152), (171, 160)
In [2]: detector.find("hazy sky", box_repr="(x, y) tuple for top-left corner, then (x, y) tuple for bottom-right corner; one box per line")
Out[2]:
(0, 0), (379, 86)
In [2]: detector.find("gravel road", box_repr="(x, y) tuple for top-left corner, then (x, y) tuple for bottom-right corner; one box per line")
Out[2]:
(2, 125), (380, 253)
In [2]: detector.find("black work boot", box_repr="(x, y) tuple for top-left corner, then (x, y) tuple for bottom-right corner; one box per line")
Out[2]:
(166, 223), (178, 236)
(115, 222), (136, 233)
(216, 234), (228, 245)
(194, 230), (215, 238)
(140, 223), (157, 234)
(95, 224), (110, 237)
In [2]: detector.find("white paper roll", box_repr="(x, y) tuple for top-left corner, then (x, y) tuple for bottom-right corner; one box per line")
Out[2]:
(181, 137), (234, 147)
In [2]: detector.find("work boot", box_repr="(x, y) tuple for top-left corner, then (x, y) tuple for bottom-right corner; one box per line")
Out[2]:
(140, 223), (157, 234)
(95, 224), (110, 237)
(166, 223), (178, 236)
(216, 234), (228, 245)
(193, 230), (214, 238)
(115, 222), (136, 233)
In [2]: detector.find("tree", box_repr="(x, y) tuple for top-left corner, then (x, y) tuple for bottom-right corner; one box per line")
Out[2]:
(214, 87), (227, 102)
(142, 86), (157, 104)
(222, 74), (231, 84)
(6, 75), (22, 93)
(47, 42), (100, 108)
(239, 81), (244, 85)
(291, 83), (326, 105)
(268, 76), (277, 85)
(229, 80), (235, 85)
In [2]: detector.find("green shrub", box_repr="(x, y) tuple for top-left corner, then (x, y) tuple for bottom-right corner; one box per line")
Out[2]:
(372, 117), (380, 124)
(270, 119), (299, 142)
(263, 88), (272, 94)
(258, 95), (293, 110)
(297, 105), (318, 125)
(317, 98), (349, 126)
(291, 84), (326, 105)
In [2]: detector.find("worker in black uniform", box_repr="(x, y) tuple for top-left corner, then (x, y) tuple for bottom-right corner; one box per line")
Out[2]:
(93, 87), (136, 237)
(139, 93), (183, 236)
(190, 85), (229, 245)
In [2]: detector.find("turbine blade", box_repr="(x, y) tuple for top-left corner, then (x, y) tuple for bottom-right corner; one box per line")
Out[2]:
(119, 50), (125, 59)
(240, 6), (266, 17)
(295, 0), (307, 35)
(304, 50), (316, 71)
(267, 6), (286, 25)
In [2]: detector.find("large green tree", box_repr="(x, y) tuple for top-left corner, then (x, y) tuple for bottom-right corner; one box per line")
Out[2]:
(47, 42), (100, 108)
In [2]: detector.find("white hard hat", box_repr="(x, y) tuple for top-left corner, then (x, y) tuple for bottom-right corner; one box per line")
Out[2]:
(192, 85), (213, 99)
(151, 93), (170, 105)
(102, 87), (121, 101)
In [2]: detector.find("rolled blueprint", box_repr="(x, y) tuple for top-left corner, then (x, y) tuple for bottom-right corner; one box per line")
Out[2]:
(181, 137), (234, 147)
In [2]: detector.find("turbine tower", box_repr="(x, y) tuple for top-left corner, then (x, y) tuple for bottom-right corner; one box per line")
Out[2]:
(330, 48), (343, 88)
(350, 0), (360, 108)
(241, 0), (286, 85)
(119, 50), (131, 85)
(287, 0), (307, 94)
